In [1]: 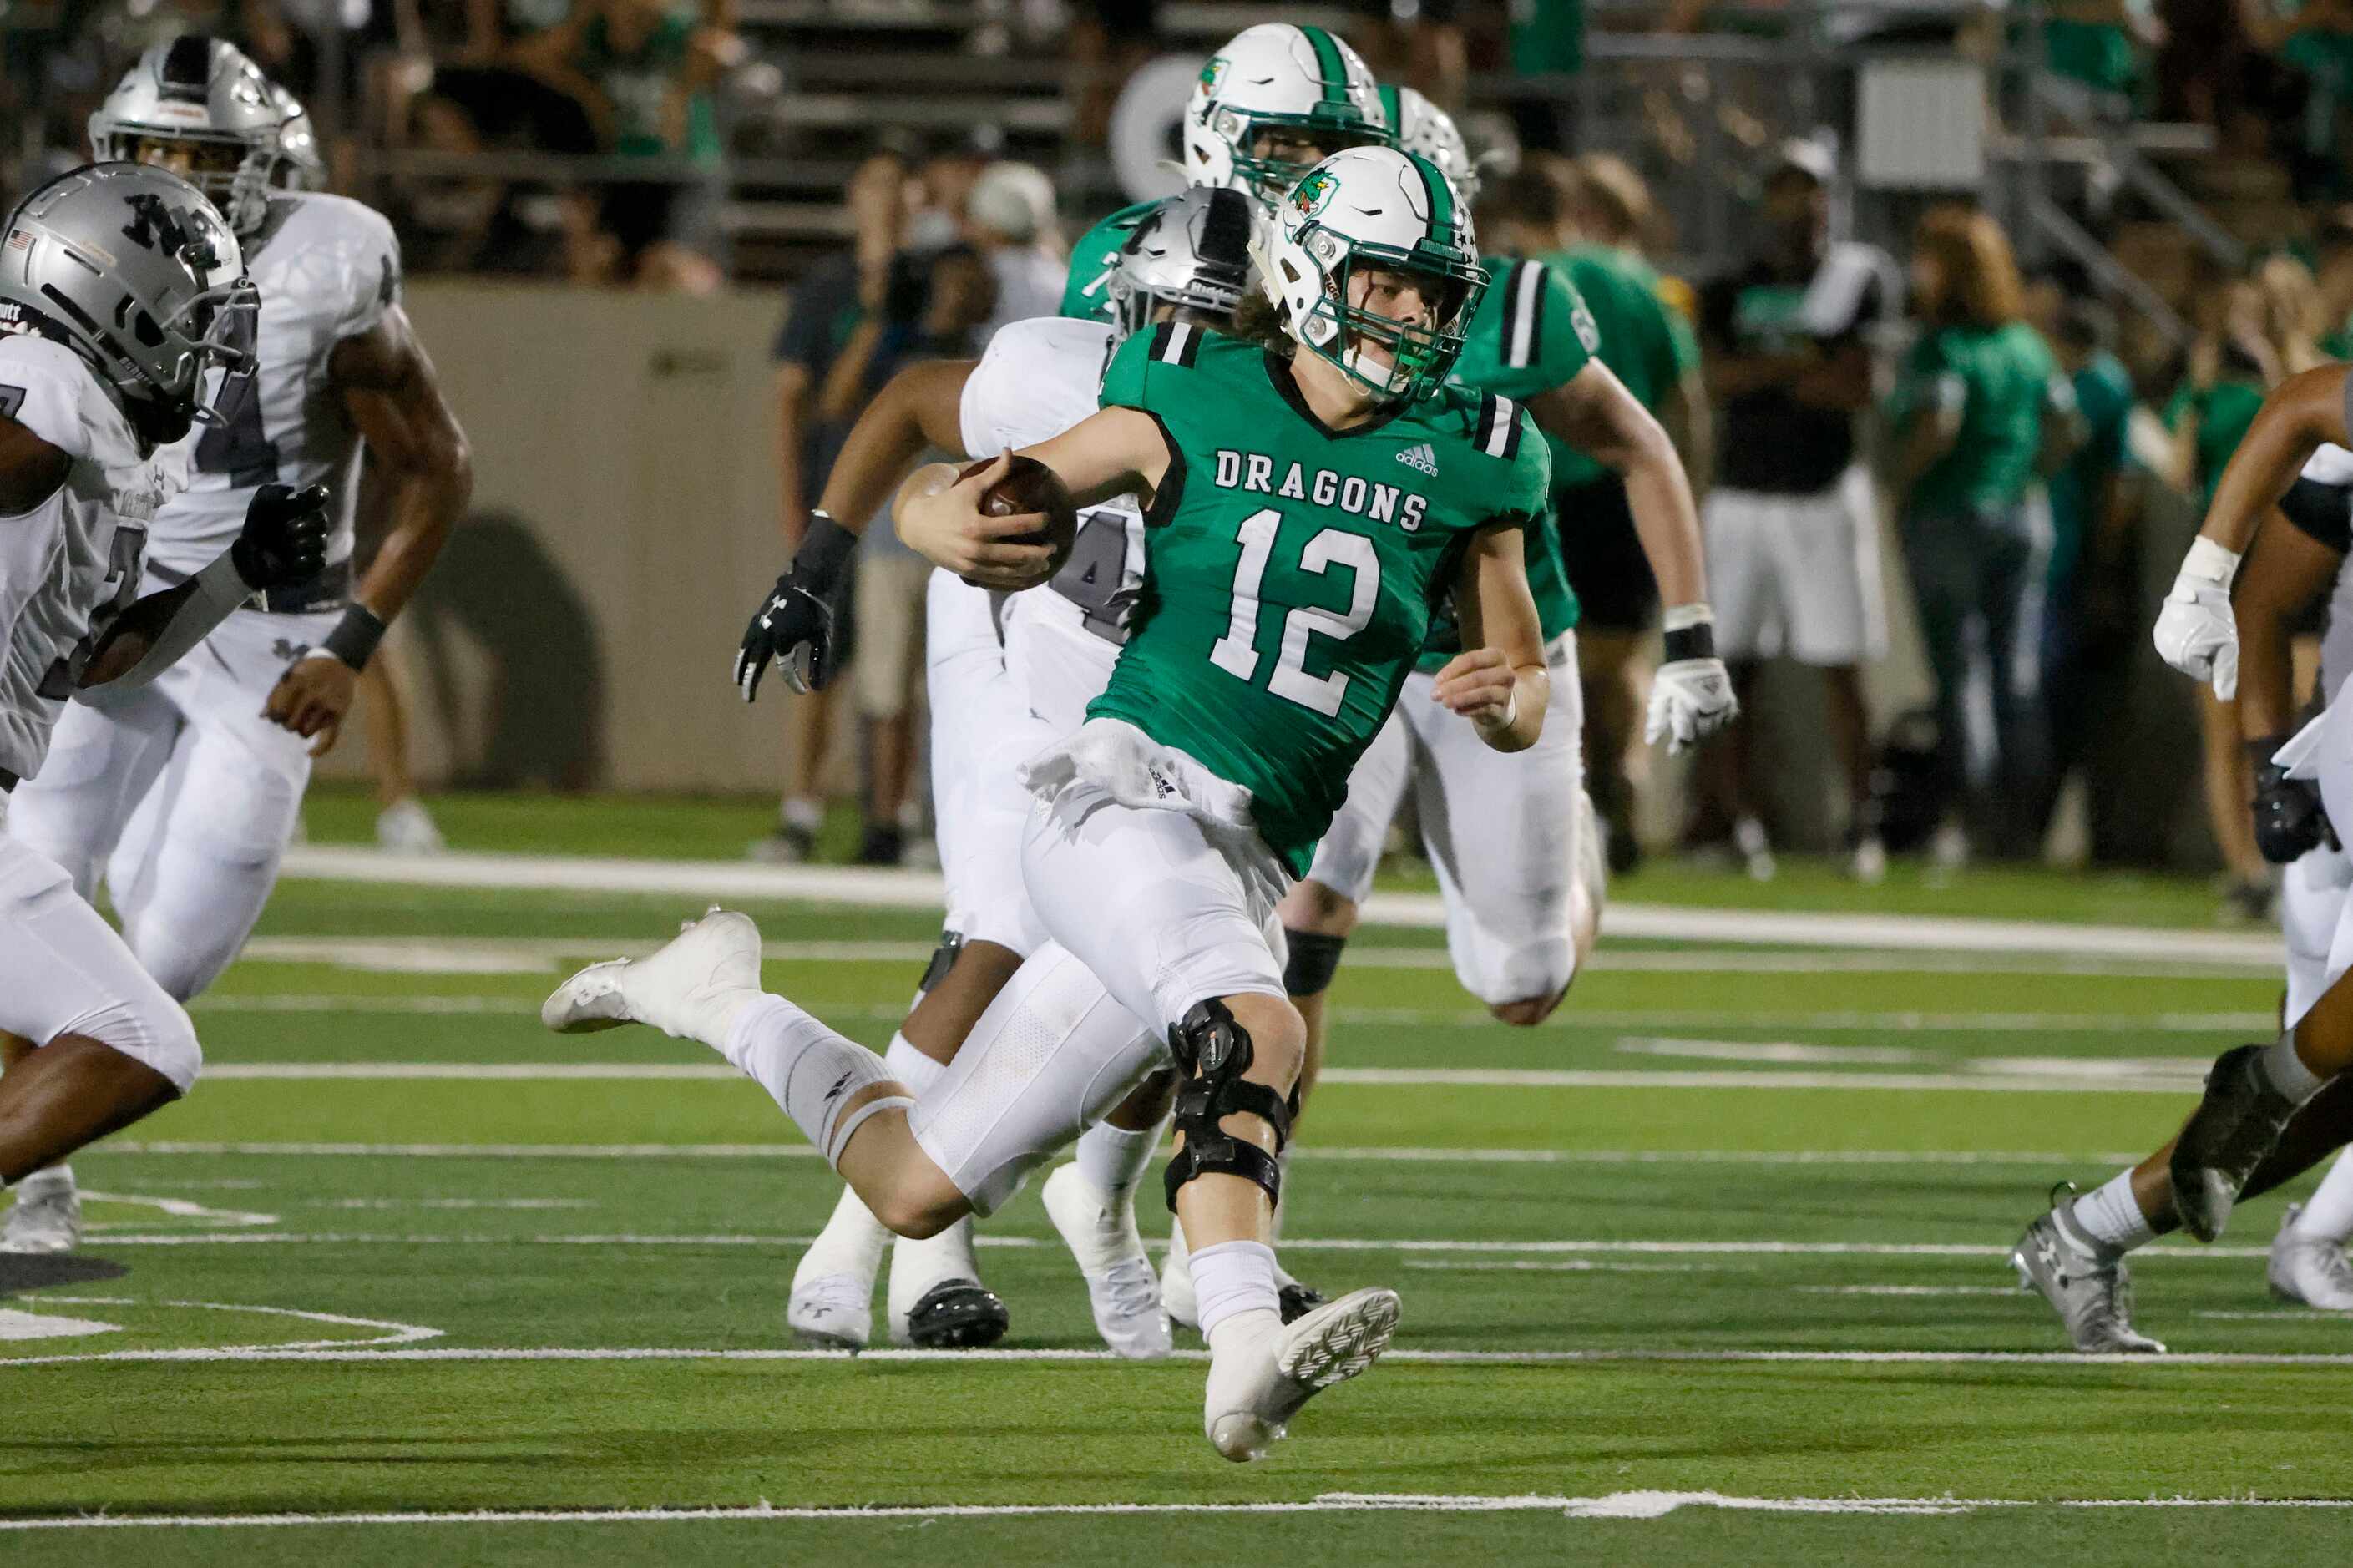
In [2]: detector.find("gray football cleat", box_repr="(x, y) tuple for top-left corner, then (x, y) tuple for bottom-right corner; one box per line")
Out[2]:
(1202, 1287), (1400, 1462)
(2268, 1203), (2353, 1311)
(2171, 1044), (2302, 1243)
(2011, 1206), (2166, 1354)
(0, 1173), (81, 1256)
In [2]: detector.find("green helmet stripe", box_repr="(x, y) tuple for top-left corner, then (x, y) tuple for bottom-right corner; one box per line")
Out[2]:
(1301, 26), (1349, 109)
(1377, 83), (1401, 129)
(1412, 150), (1455, 240)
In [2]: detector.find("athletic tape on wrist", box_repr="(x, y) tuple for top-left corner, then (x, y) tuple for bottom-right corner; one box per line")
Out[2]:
(2181, 536), (2241, 586)
(321, 604), (387, 670)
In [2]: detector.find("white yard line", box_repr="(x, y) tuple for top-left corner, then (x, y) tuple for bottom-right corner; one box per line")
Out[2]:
(9, 1297), (439, 1349)
(97, 1141), (2148, 1165)
(275, 847), (2284, 964)
(58, 1232), (2277, 1261)
(172, 1060), (2227, 1093)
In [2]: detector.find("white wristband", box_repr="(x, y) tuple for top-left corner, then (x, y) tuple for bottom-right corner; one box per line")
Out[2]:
(1660, 602), (1714, 633)
(2180, 536), (2241, 587)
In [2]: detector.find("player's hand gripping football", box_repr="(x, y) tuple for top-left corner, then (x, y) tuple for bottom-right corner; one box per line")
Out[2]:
(2153, 537), (2241, 700)
(735, 513), (860, 701)
(893, 453), (1064, 592)
(1647, 656), (1738, 755)
(230, 483), (331, 590)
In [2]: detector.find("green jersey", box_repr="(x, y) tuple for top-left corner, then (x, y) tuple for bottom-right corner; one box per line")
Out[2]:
(1892, 321), (2068, 515)
(1433, 254), (1596, 663)
(1060, 200), (1160, 323)
(1539, 245), (1691, 488)
(2164, 373), (2269, 513)
(1090, 322), (1552, 875)
(2048, 350), (2132, 589)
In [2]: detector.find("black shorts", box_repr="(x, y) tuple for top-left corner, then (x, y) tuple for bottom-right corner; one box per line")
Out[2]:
(1555, 474), (1657, 634)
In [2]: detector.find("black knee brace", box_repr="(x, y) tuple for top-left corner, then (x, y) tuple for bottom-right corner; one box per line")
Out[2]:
(1162, 999), (1294, 1212)
(917, 928), (964, 998)
(1282, 928), (1349, 998)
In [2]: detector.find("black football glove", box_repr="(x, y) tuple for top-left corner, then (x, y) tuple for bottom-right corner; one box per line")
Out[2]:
(230, 483), (331, 590)
(2250, 740), (2335, 864)
(735, 513), (859, 701)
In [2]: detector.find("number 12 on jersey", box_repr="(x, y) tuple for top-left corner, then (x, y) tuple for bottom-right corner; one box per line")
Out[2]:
(1207, 508), (1379, 718)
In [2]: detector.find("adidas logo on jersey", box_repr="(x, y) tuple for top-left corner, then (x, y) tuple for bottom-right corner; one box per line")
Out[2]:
(1396, 443), (1439, 476)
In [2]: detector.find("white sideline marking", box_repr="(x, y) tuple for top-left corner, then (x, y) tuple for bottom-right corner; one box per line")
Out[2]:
(4, 1344), (2351, 1369)
(1401, 1260), (1712, 1274)
(77, 1191), (279, 1228)
(11, 1296), (440, 1350)
(177, 1060), (2228, 1094)
(8, 1492), (2353, 1532)
(64, 1232), (2277, 1262)
(0, 1309), (120, 1341)
(273, 845), (2285, 964)
(230, 935), (2270, 980)
(101, 1140), (2148, 1166)
(1794, 1286), (2022, 1297)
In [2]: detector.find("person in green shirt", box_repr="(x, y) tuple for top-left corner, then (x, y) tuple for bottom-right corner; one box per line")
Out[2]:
(1890, 206), (2083, 861)
(2315, 213), (2353, 361)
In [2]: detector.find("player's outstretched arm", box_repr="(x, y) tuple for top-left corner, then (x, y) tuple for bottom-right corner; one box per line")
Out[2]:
(818, 358), (978, 534)
(2157, 363), (2351, 698)
(1528, 359), (1705, 608)
(893, 407), (1166, 585)
(1435, 525), (1548, 754)
(261, 305), (473, 755)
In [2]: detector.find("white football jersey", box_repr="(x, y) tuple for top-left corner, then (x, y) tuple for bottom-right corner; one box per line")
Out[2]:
(958, 316), (1145, 655)
(146, 191), (399, 579)
(2311, 443), (2353, 696)
(0, 334), (185, 779)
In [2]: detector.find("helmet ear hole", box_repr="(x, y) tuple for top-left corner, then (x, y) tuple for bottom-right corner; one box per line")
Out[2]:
(131, 308), (164, 347)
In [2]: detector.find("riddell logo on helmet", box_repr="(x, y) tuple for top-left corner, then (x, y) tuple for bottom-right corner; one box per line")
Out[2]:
(1291, 169), (1338, 219)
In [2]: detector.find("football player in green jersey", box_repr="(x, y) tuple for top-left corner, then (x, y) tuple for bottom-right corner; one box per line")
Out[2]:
(1060, 23), (1388, 322)
(1263, 106), (1729, 1266)
(546, 145), (1548, 1459)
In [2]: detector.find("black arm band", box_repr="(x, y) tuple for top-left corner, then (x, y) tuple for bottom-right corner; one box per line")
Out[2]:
(793, 513), (859, 591)
(321, 604), (388, 671)
(1662, 621), (1717, 663)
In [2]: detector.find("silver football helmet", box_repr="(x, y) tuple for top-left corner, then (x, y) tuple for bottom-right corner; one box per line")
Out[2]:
(268, 83), (325, 192)
(1106, 186), (1256, 343)
(89, 38), (285, 235)
(0, 164), (258, 446)
(1379, 84), (1480, 205)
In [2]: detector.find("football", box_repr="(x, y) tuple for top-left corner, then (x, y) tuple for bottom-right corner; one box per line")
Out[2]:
(959, 453), (1077, 583)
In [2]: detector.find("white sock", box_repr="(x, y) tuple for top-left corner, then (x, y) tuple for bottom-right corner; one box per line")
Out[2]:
(2066, 1171), (2157, 1262)
(1189, 1238), (1279, 1339)
(2290, 1149), (2353, 1242)
(782, 797), (822, 832)
(723, 994), (912, 1165)
(806, 1182), (889, 1272)
(2264, 1031), (2327, 1102)
(12, 1164), (72, 1198)
(883, 1033), (950, 1100)
(1075, 1117), (1161, 1205)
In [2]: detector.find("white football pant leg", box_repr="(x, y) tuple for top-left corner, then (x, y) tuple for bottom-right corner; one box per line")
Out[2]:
(4, 683), (180, 900)
(1300, 706), (1412, 907)
(1404, 634), (1585, 1008)
(0, 823), (200, 1094)
(907, 942), (1165, 1216)
(924, 571), (1050, 955)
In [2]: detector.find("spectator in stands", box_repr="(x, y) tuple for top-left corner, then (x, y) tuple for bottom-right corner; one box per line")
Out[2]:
(2032, 0), (2165, 106)
(2163, 255), (2325, 914)
(2241, 0), (2353, 198)
(1533, 154), (1713, 874)
(755, 148), (913, 863)
(1068, 0), (1160, 148)
(1692, 139), (1897, 882)
(964, 160), (1065, 338)
(510, 0), (735, 290)
(1892, 205), (2083, 866)
(2312, 207), (2353, 356)
(2023, 271), (2138, 842)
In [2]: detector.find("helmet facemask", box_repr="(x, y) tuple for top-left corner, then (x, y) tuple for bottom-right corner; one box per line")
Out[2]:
(1205, 108), (1389, 212)
(1106, 188), (1254, 344)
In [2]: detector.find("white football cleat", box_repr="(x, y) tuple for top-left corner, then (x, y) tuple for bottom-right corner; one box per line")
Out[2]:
(542, 908), (762, 1044)
(376, 797), (446, 856)
(1043, 1164), (1171, 1359)
(2269, 1202), (2353, 1311)
(1202, 1287), (1400, 1462)
(0, 1170), (81, 1256)
(788, 1186), (890, 1350)
(1161, 1216), (1198, 1330)
(887, 1219), (1009, 1348)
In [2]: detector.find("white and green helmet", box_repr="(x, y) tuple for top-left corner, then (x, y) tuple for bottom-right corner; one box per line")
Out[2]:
(1183, 24), (1390, 213)
(1263, 145), (1487, 405)
(1377, 83), (1480, 205)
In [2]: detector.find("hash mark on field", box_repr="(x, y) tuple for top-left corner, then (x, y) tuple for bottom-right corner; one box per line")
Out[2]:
(13, 1297), (440, 1349)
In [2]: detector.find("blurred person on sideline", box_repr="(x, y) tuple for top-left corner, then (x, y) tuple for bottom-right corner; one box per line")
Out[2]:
(2314, 209), (2353, 357)
(753, 149), (915, 862)
(965, 160), (1065, 339)
(1890, 205), (2083, 867)
(1692, 139), (1899, 881)
(2164, 255), (2327, 917)
(509, 0), (735, 291)
(1538, 151), (1712, 873)
(2020, 271), (2139, 847)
